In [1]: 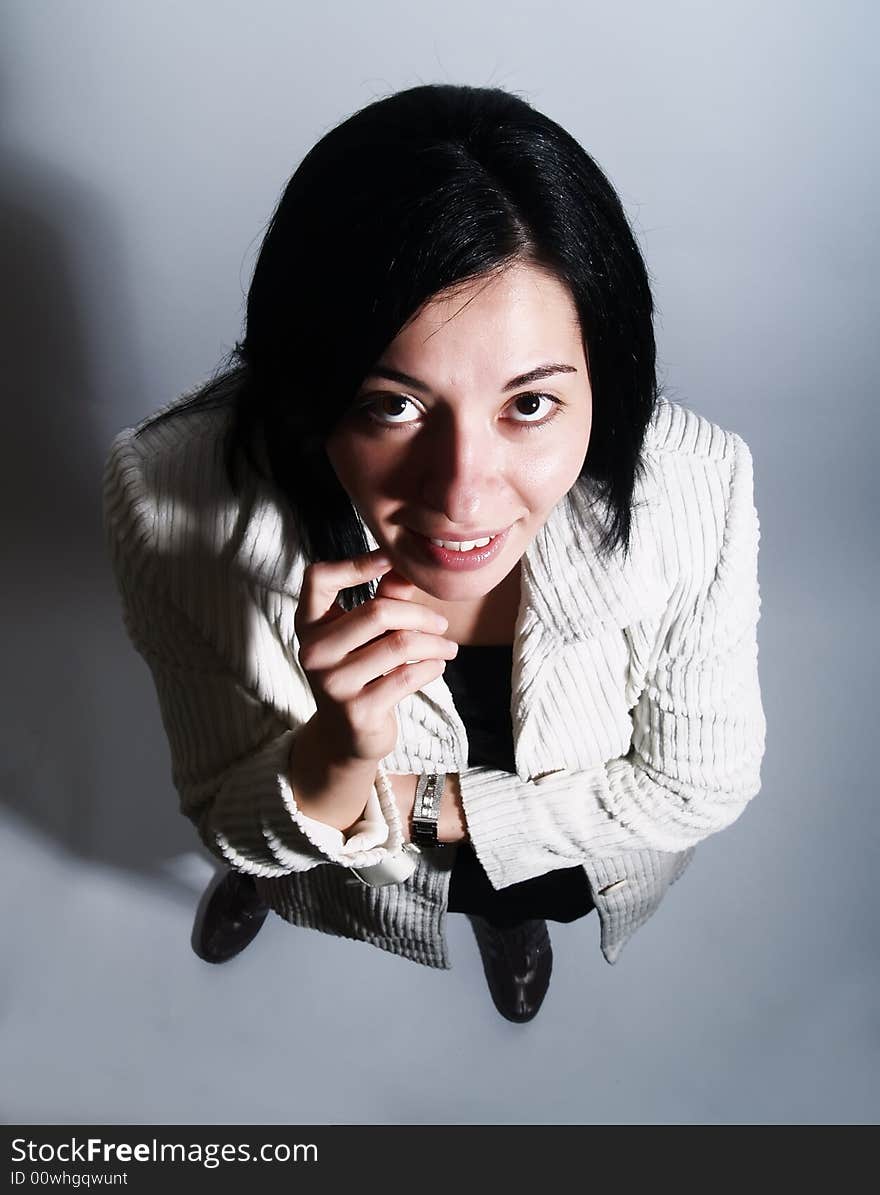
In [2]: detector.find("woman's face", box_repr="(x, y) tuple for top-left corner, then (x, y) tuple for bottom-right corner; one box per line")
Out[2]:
(325, 260), (593, 605)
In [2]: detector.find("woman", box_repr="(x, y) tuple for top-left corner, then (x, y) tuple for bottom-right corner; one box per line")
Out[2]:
(103, 83), (767, 1023)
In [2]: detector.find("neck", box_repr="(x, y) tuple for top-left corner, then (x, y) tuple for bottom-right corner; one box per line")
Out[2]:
(419, 562), (520, 646)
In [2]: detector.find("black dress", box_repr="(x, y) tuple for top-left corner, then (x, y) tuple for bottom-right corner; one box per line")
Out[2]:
(443, 644), (595, 929)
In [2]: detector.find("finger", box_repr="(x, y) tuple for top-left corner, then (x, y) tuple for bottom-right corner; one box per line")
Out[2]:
(358, 655), (453, 714)
(375, 565), (418, 596)
(298, 548), (392, 628)
(299, 596), (451, 672)
(317, 628), (459, 701)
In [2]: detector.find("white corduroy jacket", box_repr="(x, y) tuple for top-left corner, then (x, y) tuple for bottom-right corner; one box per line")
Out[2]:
(103, 391), (766, 969)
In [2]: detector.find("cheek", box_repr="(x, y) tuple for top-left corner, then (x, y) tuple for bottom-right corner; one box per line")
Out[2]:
(519, 437), (588, 507)
(324, 435), (346, 479)
(326, 436), (370, 495)
(326, 442), (399, 518)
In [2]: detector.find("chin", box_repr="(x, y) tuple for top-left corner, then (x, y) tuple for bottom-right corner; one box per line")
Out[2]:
(421, 566), (502, 598)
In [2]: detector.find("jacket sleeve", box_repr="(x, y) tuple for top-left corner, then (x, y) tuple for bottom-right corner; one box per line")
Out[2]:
(103, 431), (406, 879)
(458, 433), (767, 889)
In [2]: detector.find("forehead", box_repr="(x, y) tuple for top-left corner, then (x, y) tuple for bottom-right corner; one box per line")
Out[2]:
(385, 263), (583, 378)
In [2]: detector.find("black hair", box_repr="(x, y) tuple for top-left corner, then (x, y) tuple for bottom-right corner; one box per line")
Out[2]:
(141, 83), (659, 609)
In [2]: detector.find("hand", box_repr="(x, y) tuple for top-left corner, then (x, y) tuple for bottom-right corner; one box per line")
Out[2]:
(294, 546), (459, 766)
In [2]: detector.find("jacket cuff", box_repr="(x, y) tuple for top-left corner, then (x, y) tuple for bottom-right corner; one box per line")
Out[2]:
(458, 764), (646, 889)
(202, 731), (405, 876)
(296, 781), (393, 856)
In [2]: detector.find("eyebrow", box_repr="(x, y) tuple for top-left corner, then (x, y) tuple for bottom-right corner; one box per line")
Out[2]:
(362, 362), (578, 394)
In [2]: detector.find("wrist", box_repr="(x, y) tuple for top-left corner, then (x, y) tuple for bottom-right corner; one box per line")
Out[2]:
(386, 773), (418, 842)
(289, 718), (380, 831)
(438, 772), (467, 843)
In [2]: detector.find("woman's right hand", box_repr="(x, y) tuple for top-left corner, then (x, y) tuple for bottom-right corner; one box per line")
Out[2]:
(294, 546), (459, 766)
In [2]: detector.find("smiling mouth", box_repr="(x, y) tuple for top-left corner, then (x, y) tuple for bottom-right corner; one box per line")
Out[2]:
(409, 526), (510, 551)
(425, 533), (499, 552)
(404, 524), (514, 570)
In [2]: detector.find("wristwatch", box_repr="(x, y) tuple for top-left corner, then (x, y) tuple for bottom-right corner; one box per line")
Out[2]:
(411, 772), (447, 847)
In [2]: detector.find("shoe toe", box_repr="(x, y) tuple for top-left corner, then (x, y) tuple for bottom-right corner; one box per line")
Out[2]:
(468, 916), (553, 1023)
(192, 872), (270, 964)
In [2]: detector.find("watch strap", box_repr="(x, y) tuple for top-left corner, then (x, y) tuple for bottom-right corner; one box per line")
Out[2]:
(411, 772), (446, 847)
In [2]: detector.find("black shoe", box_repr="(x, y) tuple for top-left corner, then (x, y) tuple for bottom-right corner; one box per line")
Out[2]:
(192, 870), (270, 964)
(467, 915), (553, 1023)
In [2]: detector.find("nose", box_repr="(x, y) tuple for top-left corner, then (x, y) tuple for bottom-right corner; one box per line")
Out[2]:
(417, 411), (498, 525)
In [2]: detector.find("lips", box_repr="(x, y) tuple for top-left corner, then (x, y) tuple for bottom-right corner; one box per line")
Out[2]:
(406, 524), (513, 572)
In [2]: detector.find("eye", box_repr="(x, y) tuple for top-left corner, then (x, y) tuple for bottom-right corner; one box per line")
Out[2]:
(360, 394), (423, 426)
(355, 390), (563, 430)
(505, 393), (562, 426)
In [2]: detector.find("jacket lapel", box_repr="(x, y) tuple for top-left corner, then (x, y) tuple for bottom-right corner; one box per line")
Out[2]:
(509, 470), (670, 780)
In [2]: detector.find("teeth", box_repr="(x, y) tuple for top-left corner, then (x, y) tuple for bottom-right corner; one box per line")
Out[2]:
(429, 535), (495, 551)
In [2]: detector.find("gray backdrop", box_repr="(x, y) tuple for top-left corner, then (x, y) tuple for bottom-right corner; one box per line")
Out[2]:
(2, 0), (876, 1125)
